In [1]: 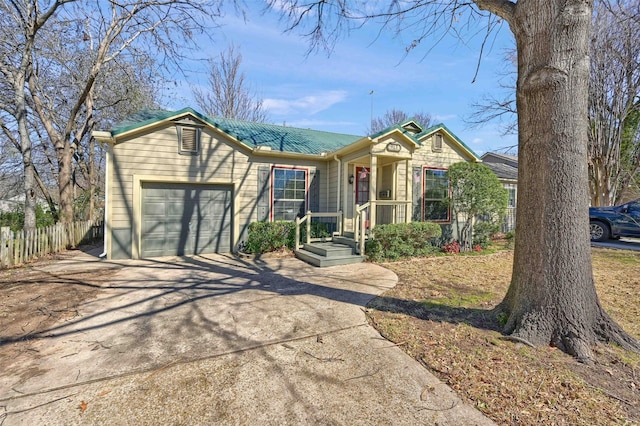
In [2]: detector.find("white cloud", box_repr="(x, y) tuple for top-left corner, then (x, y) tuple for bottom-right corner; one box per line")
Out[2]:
(285, 118), (358, 129)
(432, 114), (457, 122)
(264, 90), (348, 116)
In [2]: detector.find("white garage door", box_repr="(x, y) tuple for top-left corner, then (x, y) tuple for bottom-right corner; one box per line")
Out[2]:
(141, 183), (232, 257)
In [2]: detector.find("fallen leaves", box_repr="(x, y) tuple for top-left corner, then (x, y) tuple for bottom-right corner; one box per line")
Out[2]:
(366, 249), (640, 424)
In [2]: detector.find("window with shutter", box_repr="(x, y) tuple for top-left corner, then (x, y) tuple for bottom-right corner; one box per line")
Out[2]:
(272, 167), (307, 221)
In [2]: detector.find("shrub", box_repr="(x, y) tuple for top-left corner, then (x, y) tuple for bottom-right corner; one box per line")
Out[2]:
(473, 221), (501, 249)
(366, 222), (442, 261)
(504, 230), (515, 249)
(0, 204), (56, 232)
(243, 220), (332, 254)
(442, 240), (461, 254)
(244, 221), (295, 254)
(301, 221), (331, 242)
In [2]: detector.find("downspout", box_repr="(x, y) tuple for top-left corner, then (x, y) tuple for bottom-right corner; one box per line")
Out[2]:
(333, 155), (341, 211)
(99, 145), (109, 258)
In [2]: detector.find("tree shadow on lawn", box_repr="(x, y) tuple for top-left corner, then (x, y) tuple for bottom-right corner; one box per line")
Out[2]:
(366, 295), (503, 333)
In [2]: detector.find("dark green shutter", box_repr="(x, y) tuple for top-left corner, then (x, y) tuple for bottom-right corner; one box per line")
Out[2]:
(412, 166), (423, 221)
(257, 166), (270, 221)
(308, 169), (320, 212)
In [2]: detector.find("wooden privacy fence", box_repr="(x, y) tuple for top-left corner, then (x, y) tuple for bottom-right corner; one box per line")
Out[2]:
(0, 221), (103, 269)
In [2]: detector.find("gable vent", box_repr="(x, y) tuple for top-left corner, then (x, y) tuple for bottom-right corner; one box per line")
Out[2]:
(433, 133), (443, 152)
(178, 126), (200, 154)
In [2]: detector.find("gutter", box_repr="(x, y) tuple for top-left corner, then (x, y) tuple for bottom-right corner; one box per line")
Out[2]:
(92, 131), (113, 258)
(99, 144), (108, 258)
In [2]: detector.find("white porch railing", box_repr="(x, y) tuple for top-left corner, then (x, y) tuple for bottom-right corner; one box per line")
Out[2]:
(294, 211), (343, 250)
(294, 200), (413, 256)
(373, 200), (412, 225)
(354, 202), (370, 255)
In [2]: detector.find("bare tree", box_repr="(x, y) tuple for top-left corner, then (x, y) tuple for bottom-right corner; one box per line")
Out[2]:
(369, 108), (431, 134)
(193, 45), (269, 122)
(0, 0), (221, 226)
(0, 0), (73, 230)
(270, 0), (640, 361)
(588, 1), (640, 206)
(469, 2), (640, 207)
(467, 49), (518, 136)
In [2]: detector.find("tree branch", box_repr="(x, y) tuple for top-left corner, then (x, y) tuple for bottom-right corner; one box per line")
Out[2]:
(473, 0), (516, 23)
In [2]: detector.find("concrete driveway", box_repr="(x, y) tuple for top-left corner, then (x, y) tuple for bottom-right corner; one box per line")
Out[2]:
(1, 250), (493, 425)
(591, 237), (640, 251)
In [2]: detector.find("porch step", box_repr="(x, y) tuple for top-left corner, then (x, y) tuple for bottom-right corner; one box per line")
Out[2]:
(303, 242), (354, 257)
(332, 235), (367, 250)
(295, 242), (365, 267)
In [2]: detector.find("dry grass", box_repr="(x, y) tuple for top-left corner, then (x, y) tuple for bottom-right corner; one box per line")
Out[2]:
(366, 248), (640, 425)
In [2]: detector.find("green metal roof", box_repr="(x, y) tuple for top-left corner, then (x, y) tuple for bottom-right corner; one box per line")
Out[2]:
(111, 108), (363, 155)
(208, 116), (362, 155)
(369, 118), (424, 144)
(110, 107), (479, 160)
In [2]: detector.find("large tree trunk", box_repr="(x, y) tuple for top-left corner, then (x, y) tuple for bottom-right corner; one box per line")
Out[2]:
(57, 142), (75, 224)
(477, 0), (640, 361)
(14, 44), (36, 231)
(19, 118), (37, 232)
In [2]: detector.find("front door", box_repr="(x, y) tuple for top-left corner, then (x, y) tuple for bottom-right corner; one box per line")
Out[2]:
(355, 167), (370, 205)
(355, 167), (370, 229)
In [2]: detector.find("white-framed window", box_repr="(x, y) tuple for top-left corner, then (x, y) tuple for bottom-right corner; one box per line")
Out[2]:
(272, 167), (307, 221)
(423, 167), (449, 221)
(508, 187), (517, 207)
(178, 125), (200, 155)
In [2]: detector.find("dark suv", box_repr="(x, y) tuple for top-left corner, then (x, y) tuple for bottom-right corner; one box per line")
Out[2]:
(589, 199), (640, 241)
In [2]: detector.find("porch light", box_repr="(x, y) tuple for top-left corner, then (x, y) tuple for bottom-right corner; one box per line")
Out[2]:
(348, 174), (355, 184)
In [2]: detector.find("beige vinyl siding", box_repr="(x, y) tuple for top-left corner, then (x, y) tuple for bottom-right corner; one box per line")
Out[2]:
(109, 122), (329, 256)
(413, 133), (473, 167)
(113, 128), (248, 180)
(395, 163), (408, 200)
(370, 134), (413, 159)
(110, 124), (255, 255)
(326, 159), (339, 212)
(410, 132), (474, 226)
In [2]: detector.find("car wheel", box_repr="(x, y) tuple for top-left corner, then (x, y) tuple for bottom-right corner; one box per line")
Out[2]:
(590, 220), (610, 242)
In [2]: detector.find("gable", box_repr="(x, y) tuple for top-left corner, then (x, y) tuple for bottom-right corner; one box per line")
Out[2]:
(417, 124), (479, 162)
(369, 133), (415, 159)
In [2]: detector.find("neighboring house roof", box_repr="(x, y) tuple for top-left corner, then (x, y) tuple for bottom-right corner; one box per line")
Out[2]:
(108, 107), (480, 160)
(481, 152), (519, 181)
(481, 152), (519, 168)
(483, 161), (518, 181)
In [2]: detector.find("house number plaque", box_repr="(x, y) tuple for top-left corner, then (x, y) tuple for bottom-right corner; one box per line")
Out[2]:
(386, 142), (401, 152)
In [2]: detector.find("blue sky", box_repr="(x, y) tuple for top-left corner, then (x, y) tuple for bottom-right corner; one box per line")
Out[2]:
(165, 5), (518, 156)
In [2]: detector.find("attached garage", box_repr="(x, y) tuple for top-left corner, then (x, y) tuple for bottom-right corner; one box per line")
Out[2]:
(141, 182), (232, 257)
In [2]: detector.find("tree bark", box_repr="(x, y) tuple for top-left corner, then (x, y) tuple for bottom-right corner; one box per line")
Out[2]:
(477, 0), (639, 361)
(17, 94), (37, 231)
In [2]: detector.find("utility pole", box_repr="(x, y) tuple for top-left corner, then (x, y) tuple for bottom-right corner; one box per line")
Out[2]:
(369, 90), (374, 133)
